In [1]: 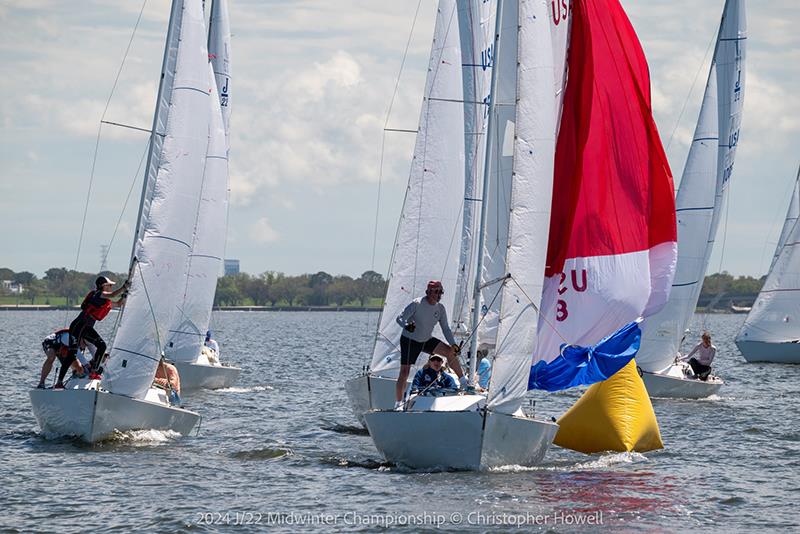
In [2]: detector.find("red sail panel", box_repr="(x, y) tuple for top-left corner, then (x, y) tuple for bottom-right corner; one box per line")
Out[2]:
(545, 0), (676, 277)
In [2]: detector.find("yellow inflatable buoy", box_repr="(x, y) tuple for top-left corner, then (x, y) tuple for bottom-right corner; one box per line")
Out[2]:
(554, 359), (663, 454)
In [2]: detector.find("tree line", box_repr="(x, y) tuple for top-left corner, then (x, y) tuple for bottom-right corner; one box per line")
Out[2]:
(0, 267), (388, 307)
(0, 266), (766, 308)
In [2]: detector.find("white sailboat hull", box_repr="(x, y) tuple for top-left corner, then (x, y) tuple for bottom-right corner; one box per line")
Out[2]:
(736, 340), (800, 364)
(364, 396), (557, 470)
(174, 361), (241, 391)
(640, 363), (723, 398)
(344, 373), (410, 427)
(29, 380), (200, 443)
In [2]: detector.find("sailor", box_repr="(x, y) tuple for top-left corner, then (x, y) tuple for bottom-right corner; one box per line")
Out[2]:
(411, 354), (457, 394)
(37, 329), (85, 389)
(204, 330), (219, 353)
(69, 275), (129, 379)
(154, 357), (182, 404)
(394, 280), (468, 410)
(682, 332), (716, 381)
(476, 353), (492, 390)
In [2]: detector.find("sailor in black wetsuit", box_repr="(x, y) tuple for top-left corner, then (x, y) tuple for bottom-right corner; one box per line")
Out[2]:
(68, 276), (129, 382)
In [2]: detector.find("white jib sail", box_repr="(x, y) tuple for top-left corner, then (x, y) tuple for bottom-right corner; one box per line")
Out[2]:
(486, 0), (557, 415)
(104, 0), (211, 399)
(737, 168), (800, 344)
(165, 63), (229, 363)
(637, 64), (720, 373)
(452, 0), (495, 335)
(208, 0), (231, 147)
(769, 175), (800, 271)
(474, 0), (518, 351)
(370, 0), (465, 375)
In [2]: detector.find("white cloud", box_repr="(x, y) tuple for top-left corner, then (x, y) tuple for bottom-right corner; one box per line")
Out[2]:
(249, 217), (279, 244)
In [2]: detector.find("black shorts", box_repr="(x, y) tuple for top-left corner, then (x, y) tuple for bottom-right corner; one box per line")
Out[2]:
(400, 336), (443, 366)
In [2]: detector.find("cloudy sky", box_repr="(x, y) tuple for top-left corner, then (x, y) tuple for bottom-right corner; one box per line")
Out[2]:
(1, 0), (798, 279)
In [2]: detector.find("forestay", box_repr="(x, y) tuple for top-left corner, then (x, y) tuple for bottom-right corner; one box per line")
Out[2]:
(769, 176), (799, 271)
(370, 0), (465, 375)
(166, 63), (229, 363)
(103, 0), (212, 399)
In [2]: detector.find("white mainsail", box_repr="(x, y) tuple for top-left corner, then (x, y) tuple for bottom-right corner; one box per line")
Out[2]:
(452, 0), (495, 335)
(708, 0), (746, 268)
(486, 0), (559, 414)
(208, 0), (232, 146)
(737, 168), (800, 346)
(103, 0), (212, 399)
(637, 0), (745, 373)
(370, 0), (465, 375)
(474, 0), (518, 350)
(166, 63), (229, 363)
(637, 66), (719, 373)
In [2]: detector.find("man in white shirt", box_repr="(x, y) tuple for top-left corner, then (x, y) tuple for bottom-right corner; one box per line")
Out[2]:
(394, 280), (467, 409)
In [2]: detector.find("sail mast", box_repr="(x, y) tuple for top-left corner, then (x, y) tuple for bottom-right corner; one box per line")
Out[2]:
(467, 0), (505, 384)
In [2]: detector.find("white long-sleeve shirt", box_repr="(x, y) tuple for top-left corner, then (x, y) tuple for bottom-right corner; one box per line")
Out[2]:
(396, 297), (456, 345)
(684, 343), (716, 366)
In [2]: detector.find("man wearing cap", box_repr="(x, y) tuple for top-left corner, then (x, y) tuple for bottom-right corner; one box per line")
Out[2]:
(394, 280), (467, 410)
(67, 275), (129, 381)
(411, 354), (457, 395)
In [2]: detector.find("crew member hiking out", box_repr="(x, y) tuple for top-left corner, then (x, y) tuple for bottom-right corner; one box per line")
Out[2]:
(69, 275), (129, 379)
(394, 280), (467, 410)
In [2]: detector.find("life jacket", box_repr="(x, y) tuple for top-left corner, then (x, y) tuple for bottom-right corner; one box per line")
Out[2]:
(80, 290), (112, 321)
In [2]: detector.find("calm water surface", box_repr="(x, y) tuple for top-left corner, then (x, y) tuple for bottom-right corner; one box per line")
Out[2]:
(1, 311), (797, 532)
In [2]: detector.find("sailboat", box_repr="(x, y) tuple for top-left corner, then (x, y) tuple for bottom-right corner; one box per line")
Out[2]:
(364, 0), (677, 470)
(637, 0), (746, 398)
(736, 166), (800, 363)
(164, 0), (241, 391)
(344, 0), (474, 425)
(29, 0), (214, 442)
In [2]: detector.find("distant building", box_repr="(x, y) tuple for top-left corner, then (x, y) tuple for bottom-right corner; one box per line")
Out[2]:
(1, 280), (24, 294)
(224, 259), (240, 276)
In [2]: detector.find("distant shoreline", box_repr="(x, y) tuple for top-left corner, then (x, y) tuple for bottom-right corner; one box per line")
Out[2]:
(0, 305), (382, 312)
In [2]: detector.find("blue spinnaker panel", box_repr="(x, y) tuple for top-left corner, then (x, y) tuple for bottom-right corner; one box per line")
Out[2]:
(528, 321), (641, 391)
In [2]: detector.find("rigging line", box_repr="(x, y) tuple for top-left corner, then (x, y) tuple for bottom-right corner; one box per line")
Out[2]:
(102, 138), (150, 268)
(508, 276), (569, 346)
(664, 25), (718, 158)
(73, 0), (150, 272)
(364, 0), (425, 366)
(459, 277), (505, 348)
(137, 263), (163, 361)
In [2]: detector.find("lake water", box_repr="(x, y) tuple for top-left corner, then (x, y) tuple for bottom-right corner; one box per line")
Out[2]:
(1, 311), (797, 532)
